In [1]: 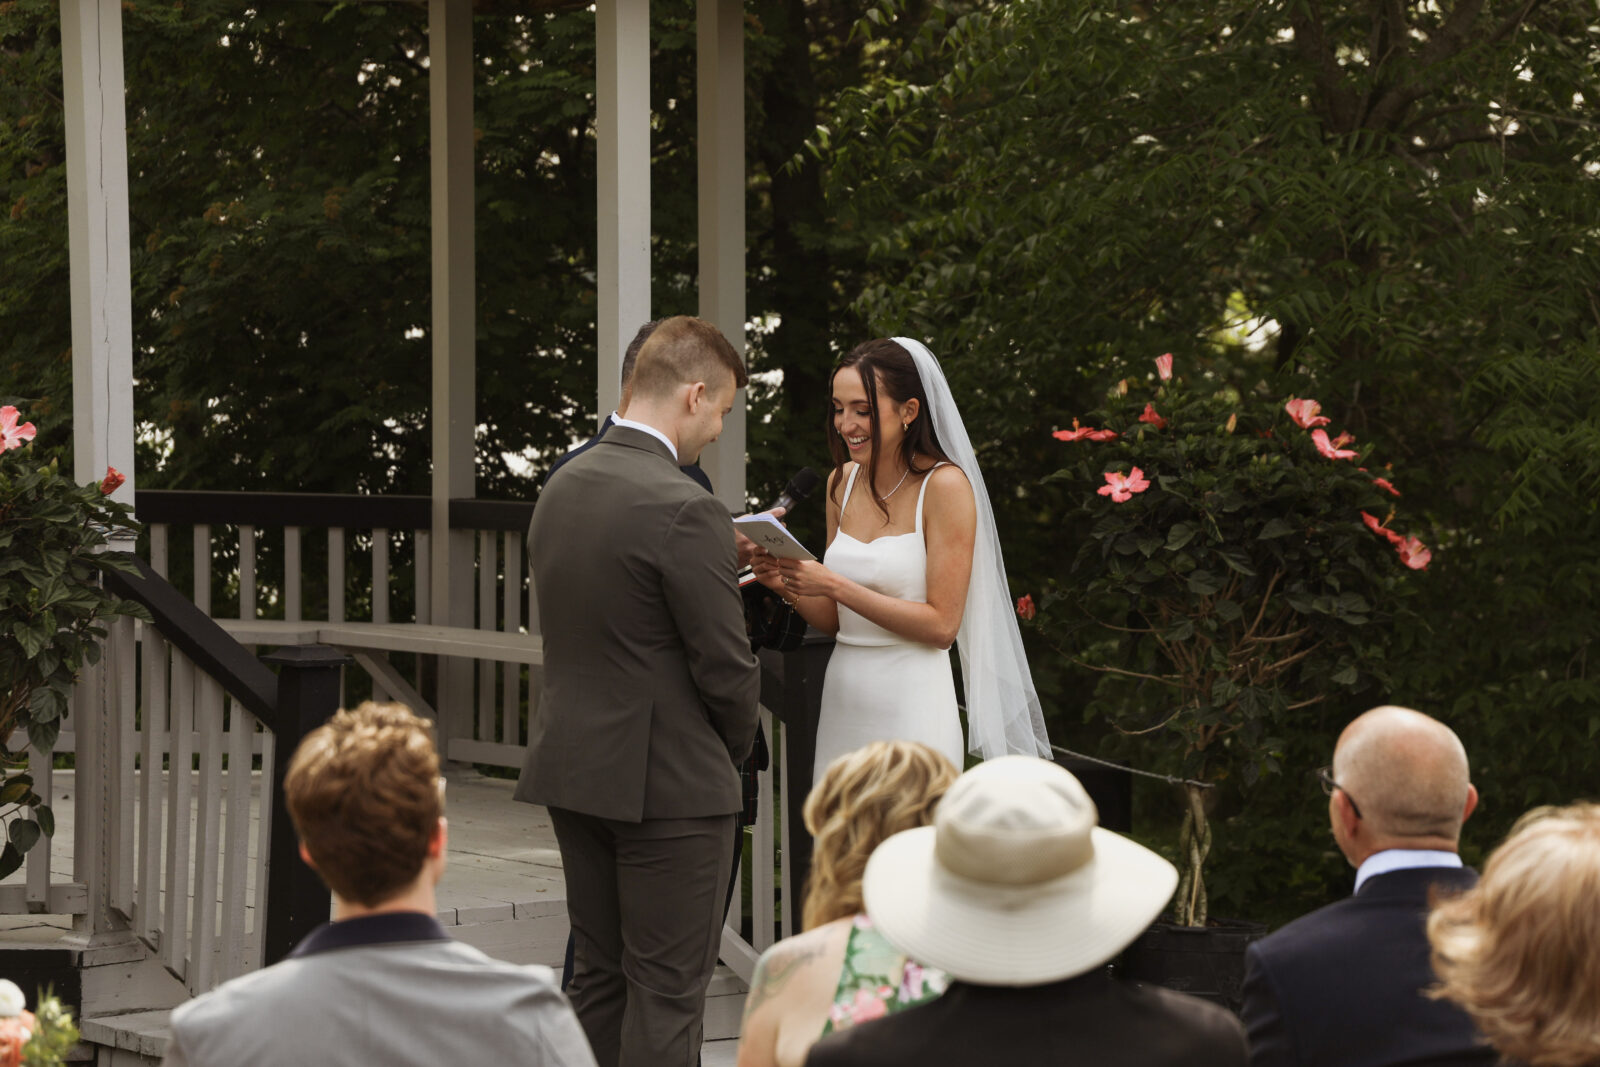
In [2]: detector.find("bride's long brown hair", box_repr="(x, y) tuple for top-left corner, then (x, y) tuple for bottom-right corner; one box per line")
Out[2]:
(827, 339), (950, 520)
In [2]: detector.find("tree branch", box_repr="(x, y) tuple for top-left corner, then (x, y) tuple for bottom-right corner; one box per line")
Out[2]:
(1070, 658), (1185, 689)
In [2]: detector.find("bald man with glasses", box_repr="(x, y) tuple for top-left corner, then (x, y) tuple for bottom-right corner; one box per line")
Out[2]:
(1239, 705), (1495, 1067)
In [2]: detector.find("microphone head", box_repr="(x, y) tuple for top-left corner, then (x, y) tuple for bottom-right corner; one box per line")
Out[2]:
(785, 467), (822, 503)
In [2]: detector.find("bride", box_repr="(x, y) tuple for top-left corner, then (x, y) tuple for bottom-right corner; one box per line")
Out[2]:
(751, 337), (1051, 781)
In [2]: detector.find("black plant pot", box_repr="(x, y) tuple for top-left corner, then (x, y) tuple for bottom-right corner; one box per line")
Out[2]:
(1114, 918), (1268, 1013)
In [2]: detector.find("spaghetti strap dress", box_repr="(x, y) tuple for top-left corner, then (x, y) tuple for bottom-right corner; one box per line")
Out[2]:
(811, 463), (964, 785)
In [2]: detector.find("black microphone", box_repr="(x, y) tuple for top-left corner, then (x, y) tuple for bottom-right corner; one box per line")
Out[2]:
(765, 467), (821, 515)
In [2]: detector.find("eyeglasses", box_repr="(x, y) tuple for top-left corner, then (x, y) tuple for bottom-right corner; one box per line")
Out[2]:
(1316, 766), (1363, 820)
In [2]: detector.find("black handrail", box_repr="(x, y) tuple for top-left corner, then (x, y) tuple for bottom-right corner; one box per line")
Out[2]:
(135, 491), (534, 534)
(103, 555), (278, 725)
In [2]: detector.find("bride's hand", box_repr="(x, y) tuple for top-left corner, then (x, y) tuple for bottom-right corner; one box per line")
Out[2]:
(776, 558), (834, 600)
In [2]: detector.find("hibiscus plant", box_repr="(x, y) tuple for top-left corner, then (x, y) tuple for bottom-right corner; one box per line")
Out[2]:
(1030, 357), (1428, 926)
(0, 406), (148, 877)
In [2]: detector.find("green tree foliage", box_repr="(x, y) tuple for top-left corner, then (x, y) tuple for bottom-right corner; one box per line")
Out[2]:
(1, 1), (945, 515)
(820, 0), (1600, 919)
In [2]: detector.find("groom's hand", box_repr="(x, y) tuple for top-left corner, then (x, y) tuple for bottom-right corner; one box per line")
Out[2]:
(734, 505), (787, 569)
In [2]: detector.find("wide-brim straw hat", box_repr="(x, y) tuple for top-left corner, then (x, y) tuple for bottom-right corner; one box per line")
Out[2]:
(861, 755), (1177, 986)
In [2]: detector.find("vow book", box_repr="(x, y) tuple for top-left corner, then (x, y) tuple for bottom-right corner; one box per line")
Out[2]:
(732, 513), (816, 561)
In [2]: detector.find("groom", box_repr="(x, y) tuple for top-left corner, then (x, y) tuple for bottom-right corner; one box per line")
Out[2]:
(515, 315), (761, 1067)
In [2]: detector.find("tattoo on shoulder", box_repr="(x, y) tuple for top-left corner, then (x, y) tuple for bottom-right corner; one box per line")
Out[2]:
(741, 937), (827, 1022)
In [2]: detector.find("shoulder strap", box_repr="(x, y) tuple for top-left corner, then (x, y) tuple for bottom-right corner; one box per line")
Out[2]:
(841, 463), (862, 513)
(915, 462), (949, 534)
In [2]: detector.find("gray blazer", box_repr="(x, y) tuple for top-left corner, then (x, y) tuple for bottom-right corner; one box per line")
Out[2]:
(162, 915), (596, 1066)
(514, 426), (760, 822)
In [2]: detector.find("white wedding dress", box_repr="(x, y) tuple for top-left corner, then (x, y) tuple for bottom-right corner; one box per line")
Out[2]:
(812, 463), (964, 785)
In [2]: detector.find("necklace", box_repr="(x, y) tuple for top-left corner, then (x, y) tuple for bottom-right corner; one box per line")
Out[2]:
(878, 466), (913, 501)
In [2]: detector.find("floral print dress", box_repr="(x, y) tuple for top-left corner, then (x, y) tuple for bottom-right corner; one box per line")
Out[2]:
(821, 914), (948, 1036)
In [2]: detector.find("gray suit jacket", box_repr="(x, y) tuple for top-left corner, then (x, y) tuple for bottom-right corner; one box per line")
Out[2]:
(514, 426), (760, 821)
(162, 913), (596, 1066)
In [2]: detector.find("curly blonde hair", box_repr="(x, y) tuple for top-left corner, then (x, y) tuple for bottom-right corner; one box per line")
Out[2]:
(801, 741), (958, 931)
(1428, 802), (1600, 1067)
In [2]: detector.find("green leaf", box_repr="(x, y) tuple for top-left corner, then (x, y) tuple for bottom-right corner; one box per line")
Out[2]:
(0, 844), (21, 879)
(1217, 548), (1258, 576)
(8, 818), (40, 854)
(1215, 599), (1243, 623)
(1331, 665), (1359, 686)
(27, 719), (60, 756)
(35, 805), (54, 839)
(30, 686), (65, 723)
(15, 625), (46, 659)
(0, 776), (34, 807)
(1258, 518), (1297, 539)
(1166, 522), (1199, 551)
(1186, 569), (1224, 596)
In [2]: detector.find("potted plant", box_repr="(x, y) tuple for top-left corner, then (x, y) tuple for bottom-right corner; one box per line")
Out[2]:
(1024, 355), (1429, 999)
(0, 405), (149, 877)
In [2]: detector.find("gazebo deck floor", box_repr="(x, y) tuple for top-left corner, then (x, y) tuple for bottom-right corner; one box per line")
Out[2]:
(0, 767), (743, 1063)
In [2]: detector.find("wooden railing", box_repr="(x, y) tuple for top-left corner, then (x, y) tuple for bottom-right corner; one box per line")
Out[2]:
(135, 492), (537, 767)
(80, 555), (342, 996)
(7, 491), (825, 996)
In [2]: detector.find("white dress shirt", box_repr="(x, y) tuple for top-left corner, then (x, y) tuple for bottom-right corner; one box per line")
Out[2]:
(610, 414), (678, 461)
(1353, 848), (1462, 894)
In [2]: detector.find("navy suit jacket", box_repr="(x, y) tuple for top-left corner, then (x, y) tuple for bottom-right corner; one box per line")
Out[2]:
(544, 415), (713, 493)
(1240, 865), (1495, 1067)
(806, 969), (1246, 1067)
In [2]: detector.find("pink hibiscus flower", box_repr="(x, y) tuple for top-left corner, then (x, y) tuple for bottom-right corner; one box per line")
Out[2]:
(1284, 397), (1331, 430)
(1311, 428), (1359, 461)
(1371, 476), (1400, 497)
(1139, 403), (1167, 430)
(1155, 353), (1173, 381)
(1098, 467), (1151, 503)
(1361, 511), (1405, 547)
(1053, 419), (1119, 442)
(1015, 594), (1036, 621)
(1395, 536), (1432, 570)
(0, 406), (37, 451)
(100, 467), (126, 495)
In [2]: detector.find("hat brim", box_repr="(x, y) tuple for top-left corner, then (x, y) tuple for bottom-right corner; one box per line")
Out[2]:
(861, 825), (1178, 986)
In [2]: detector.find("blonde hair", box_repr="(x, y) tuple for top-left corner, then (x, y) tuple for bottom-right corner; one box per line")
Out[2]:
(1428, 803), (1600, 1066)
(801, 741), (958, 931)
(285, 701), (442, 908)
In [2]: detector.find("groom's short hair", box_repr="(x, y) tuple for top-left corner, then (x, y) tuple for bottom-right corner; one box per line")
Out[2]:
(629, 315), (747, 401)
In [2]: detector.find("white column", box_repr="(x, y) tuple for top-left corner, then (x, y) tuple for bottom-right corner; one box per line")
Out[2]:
(60, 0), (135, 499)
(695, 0), (746, 512)
(596, 0), (652, 423)
(428, 0), (476, 741)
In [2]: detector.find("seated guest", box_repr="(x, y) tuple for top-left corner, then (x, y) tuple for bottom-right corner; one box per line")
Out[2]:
(163, 702), (596, 1067)
(736, 742), (958, 1067)
(1429, 802), (1600, 1067)
(805, 756), (1246, 1067)
(1240, 705), (1494, 1067)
